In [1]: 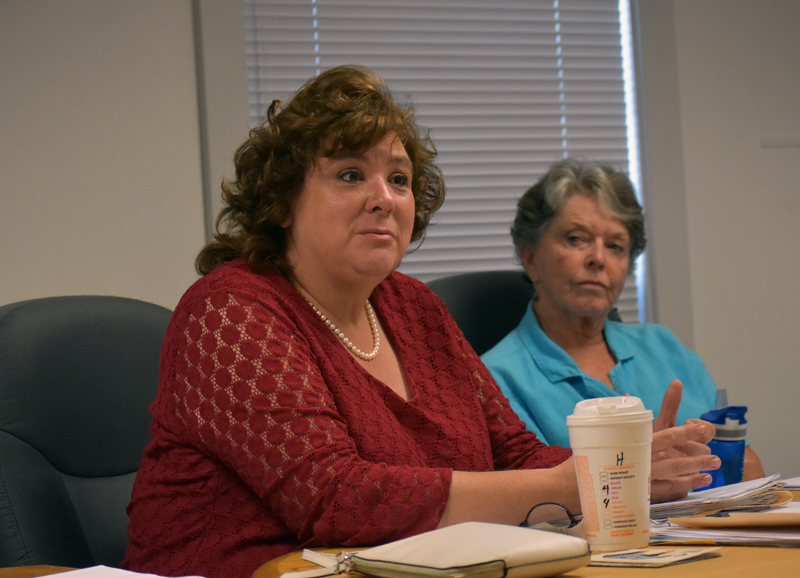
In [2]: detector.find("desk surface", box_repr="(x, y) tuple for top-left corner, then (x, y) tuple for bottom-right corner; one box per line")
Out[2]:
(1, 547), (797, 578)
(252, 546), (800, 578)
(0, 567), (72, 578)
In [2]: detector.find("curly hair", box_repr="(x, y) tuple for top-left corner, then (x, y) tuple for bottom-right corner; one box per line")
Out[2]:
(196, 65), (445, 279)
(511, 159), (646, 270)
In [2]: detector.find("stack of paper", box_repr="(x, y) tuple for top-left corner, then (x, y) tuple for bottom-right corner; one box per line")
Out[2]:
(650, 520), (800, 546)
(649, 474), (800, 546)
(781, 477), (800, 489)
(650, 474), (787, 519)
(669, 501), (800, 529)
(780, 476), (800, 500)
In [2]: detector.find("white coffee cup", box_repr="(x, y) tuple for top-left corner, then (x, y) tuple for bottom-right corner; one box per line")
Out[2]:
(567, 396), (653, 552)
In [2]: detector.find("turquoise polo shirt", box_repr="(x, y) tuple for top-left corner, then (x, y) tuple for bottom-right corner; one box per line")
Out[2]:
(482, 303), (718, 448)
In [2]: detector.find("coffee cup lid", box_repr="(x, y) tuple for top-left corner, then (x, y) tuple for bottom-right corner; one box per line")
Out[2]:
(567, 396), (653, 424)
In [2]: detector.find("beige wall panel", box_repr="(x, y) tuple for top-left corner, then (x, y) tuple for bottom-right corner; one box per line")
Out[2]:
(1, 0), (205, 310)
(672, 0), (800, 476)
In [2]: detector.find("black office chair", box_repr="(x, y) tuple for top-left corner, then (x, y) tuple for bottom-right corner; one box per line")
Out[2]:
(427, 270), (534, 356)
(427, 270), (622, 356)
(0, 295), (172, 568)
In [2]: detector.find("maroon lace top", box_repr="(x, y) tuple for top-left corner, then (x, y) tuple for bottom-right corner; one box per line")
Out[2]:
(122, 259), (570, 578)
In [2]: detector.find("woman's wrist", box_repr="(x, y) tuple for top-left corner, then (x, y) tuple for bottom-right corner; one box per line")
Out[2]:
(551, 458), (581, 513)
(440, 462), (580, 529)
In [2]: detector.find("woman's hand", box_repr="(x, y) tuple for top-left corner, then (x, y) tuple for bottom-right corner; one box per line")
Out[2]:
(653, 379), (683, 432)
(650, 379), (720, 503)
(653, 380), (712, 458)
(658, 380), (767, 482)
(651, 420), (719, 502)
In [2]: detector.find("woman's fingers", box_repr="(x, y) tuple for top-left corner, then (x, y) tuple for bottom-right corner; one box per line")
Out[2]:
(654, 443), (710, 461)
(649, 421), (720, 503)
(652, 420), (715, 454)
(651, 455), (720, 503)
(652, 453), (720, 480)
(653, 380), (683, 432)
(671, 439), (712, 457)
(652, 473), (715, 503)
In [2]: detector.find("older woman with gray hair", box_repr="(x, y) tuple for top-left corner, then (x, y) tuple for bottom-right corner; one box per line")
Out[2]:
(482, 159), (765, 479)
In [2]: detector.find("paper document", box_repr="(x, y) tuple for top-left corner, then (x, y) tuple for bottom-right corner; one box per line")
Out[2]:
(650, 474), (787, 519)
(648, 475), (800, 546)
(57, 566), (206, 578)
(650, 521), (800, 546)
(590, 546), (720, 567)
(669, 500), (800, 528)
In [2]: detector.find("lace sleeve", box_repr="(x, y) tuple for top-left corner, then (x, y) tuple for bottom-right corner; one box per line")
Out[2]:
(437, 306), (572, 471)
(167, 288), (449, 546)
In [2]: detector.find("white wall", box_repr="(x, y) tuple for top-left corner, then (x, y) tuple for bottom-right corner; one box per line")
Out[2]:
(0, 0), (248, 311)
(640, 0), (800, 477)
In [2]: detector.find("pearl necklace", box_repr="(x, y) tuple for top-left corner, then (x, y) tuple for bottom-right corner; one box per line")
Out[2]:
(306, 299), (380, 361)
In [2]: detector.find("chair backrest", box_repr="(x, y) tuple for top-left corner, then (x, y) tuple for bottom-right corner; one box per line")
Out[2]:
(0, 295), (172, 568)
(427, 271), (533, 356)
(427, 271), (624, 356)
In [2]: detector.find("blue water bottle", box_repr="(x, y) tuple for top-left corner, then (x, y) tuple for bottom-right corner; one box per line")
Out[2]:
(700, 405), (748, 488)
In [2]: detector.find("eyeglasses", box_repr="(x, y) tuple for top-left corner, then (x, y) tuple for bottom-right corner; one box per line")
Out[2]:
(519, 502), (580, 529)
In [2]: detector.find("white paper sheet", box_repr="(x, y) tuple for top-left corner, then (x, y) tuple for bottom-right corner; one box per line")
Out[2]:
(56, 566), (205, 578)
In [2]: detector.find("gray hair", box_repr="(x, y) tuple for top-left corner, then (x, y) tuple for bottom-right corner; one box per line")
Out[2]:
(511, 159), (646, 267)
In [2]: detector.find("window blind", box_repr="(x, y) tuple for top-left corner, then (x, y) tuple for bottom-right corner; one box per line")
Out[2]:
(242, 0), (641, 322)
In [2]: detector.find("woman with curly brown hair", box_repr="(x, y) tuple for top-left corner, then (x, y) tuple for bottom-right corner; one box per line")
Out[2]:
(122, 66), (718, 578)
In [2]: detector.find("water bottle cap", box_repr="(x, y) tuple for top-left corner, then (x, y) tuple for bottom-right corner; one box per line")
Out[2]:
(701, 406), (748, 439)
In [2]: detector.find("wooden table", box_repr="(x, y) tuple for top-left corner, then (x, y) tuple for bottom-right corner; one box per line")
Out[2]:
(1, 546), (797, 578)
(252, 545), (800, 578)
(0, 567), (72, 578)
